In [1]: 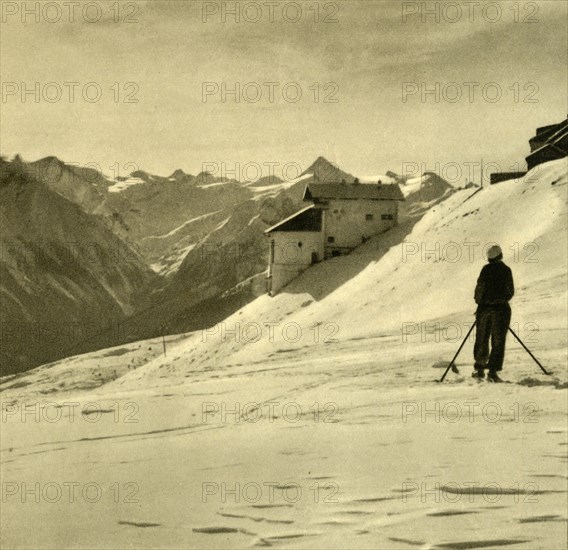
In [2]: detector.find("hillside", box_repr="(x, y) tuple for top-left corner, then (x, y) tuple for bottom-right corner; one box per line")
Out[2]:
(0, 160), (157, 375)
(102, 156), (377, 338)
(0, 155), (458, 373)
(111, 163), (349, 342)
(22, 156), (111, 213)
(96, 165), (456, 347)
(1, 159), (565, 550)
(105, 157), (568, 389)
(361, 170), (457, 211)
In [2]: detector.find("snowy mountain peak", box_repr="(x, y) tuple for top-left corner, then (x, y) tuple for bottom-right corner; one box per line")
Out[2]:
(301, 156), (355, 183)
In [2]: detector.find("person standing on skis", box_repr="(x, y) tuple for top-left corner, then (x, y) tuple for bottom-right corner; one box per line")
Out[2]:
(472, 244), (515, 382)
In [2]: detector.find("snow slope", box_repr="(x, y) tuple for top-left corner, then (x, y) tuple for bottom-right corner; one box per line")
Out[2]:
(1, 159), (566, 549)
(107, 176), (146, 193)
(108, 158), (567, 387)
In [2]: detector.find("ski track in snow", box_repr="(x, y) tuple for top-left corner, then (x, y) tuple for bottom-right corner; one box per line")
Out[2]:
(2, 328), (566, 549)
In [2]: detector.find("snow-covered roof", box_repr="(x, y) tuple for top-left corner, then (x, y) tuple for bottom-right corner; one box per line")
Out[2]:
(303, 183), (405, 202)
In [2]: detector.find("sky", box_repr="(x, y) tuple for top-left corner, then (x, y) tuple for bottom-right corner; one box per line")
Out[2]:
(1, 0), (566, 184)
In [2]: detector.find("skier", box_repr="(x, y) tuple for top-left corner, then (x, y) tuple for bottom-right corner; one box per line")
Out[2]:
(472, 244), (515, 382)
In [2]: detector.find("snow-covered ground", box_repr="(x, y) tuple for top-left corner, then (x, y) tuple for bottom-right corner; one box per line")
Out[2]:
(1, 159), (566, 549)
(248, 173), (312, 196)
(142, 211), (225, 242)
(107, 176), (147, 193)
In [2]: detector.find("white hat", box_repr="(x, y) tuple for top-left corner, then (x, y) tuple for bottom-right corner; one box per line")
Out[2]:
(487, 245), (502, 260)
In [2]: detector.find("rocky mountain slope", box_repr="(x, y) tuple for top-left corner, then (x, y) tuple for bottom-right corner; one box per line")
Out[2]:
(0, 159), (157, 375)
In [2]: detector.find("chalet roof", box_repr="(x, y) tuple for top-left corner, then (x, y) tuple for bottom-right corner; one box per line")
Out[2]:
(526, 119), (568, 166)
(303, 183), (405, 202)
(535, 118), (567, 136)
(530, 118), (568, 146)
(264, 205), (322, 234)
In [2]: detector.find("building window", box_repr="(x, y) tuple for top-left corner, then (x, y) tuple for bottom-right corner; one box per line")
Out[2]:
(365, 214), (374, 221)
(327, 236), (335, 243)
(381, 214), (394, 220)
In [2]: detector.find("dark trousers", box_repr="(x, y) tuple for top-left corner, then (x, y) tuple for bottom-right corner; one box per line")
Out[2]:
(474, 305), (511, 372)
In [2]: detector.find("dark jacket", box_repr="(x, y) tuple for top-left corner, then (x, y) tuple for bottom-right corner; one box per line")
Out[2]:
(474, 260), (514, 307)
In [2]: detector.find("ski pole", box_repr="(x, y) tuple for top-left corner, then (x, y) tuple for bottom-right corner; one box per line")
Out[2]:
(439, 320), (476, 382)
(508, 327), (550, 375)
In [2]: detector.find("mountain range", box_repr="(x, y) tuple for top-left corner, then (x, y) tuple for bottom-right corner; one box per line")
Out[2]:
(0, 158), (156, 374)
(0, 154), (456, 374)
